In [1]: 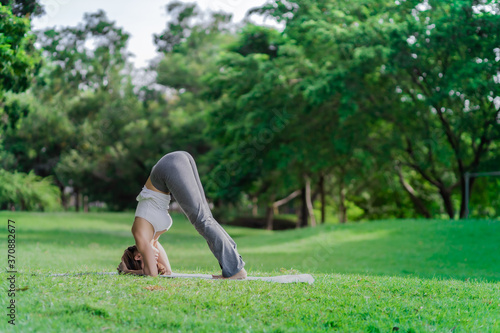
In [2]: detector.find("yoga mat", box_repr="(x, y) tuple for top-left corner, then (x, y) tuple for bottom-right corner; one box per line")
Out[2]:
(49, 272), (314, 284)
(164, 272), (315, 284)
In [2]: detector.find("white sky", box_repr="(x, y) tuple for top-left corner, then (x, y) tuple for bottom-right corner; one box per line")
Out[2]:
(32, 0), (271, 68)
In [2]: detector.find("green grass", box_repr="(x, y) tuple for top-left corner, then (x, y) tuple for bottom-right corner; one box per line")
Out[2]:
(0, 211), (499, 332)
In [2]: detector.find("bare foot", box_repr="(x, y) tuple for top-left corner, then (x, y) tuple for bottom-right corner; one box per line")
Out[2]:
(212, 268), (247, 280)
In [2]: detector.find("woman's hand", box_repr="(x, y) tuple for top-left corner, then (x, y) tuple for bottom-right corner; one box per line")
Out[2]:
(117, 261), (144, 275)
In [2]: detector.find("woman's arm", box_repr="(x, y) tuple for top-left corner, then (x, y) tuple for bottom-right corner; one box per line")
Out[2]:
(132, 217), (159, 277)
(153, 239), (172, 275)
(135, 237), (158, 276)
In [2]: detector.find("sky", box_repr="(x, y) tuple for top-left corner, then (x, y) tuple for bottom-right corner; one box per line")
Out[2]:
(31, 0), (271, 68)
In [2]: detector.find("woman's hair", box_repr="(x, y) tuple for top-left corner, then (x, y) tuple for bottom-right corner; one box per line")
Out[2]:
(118, 245), (167, 275)
(121, 245), (142, 271)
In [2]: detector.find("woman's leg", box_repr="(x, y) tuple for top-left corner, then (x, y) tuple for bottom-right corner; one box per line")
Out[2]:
(180, 151), (238, 246)
(160, 151), (245, 277)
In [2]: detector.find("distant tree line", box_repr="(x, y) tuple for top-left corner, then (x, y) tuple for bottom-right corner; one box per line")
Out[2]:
(1, 0), (499, 224)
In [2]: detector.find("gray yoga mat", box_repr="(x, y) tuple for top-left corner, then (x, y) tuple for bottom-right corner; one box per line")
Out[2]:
(49, 272), (314, 284)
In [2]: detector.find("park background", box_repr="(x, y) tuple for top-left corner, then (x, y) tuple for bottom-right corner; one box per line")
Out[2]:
(1, 0), (500, 332)
(1, 0), (499, 222)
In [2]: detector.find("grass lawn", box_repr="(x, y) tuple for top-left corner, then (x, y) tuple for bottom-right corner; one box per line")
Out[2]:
(0, 211), (499, 332)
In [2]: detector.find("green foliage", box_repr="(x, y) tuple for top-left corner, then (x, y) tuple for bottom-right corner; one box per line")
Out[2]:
(378, 0), (500, 218)
(154, 1), (232, 53)
(230, 24), (284, 58)
(35, 10), (130, 99)
(15, 11), (147, 209)
(0, 0), (44, 17)
(468, 176), (500, 217)
(153, 1), (199, 53)
(0, 4), (40, 96)
(2, 93), (74, 175)
(0, 169), (61, 210)
(2, 0), (499, 219)
(211, 0), (500, 220)
(152, 2), (245, 200)
(0, 91), (30, 130)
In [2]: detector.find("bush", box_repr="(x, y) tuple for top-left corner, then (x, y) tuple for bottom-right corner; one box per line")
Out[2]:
(0, 168), (61, 211)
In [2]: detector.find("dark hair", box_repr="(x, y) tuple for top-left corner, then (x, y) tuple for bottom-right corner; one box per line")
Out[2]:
(118, 245), (167, 275)
(121, 245), (142, 271)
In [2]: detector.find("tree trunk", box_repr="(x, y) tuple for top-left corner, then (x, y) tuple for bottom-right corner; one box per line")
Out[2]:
(54, 178), (68, 211)
(74, 188), (80, 212)
(266, 205), (274, 230)
(59, 186), (68, 210)
(61, 191), (68, 211)
(266, 194), (275, 230)
(83, 195), (89, 213)
(297, 187), (308, 228)
(439, 187), (455, 219)
(252, 196), (258, 217)
(304, 175), (317, 226)
(273, 190), (301, 208)
(319, 174), (326, 224)
(459, 176), (476, 219)
(339, 180), (347, 223)
(396, 165), (431, 218)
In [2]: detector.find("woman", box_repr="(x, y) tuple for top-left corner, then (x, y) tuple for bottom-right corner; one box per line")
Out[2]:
(117, 151), (247, 279)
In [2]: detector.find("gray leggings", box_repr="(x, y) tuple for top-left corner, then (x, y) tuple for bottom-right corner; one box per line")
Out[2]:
(150, 151), (245, 277)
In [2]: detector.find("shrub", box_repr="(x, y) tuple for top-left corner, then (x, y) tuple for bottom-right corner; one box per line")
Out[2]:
(0, 168), (61, 211)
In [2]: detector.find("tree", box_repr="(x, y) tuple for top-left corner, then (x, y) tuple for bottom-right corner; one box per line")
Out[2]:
(0, 168), (61, 211)
(0, 4), (40, 98)
(253, 0), (500, 219)
(206, 0), (406, 224)
(0, 0), (44, 18)
(152, 2), (242, 198)
(35, 10), (130, 101)
(9, 10), (143, 210)
(386, 0), (500, 218)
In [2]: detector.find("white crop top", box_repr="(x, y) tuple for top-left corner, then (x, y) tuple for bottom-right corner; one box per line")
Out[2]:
(134, 186), (172, 235)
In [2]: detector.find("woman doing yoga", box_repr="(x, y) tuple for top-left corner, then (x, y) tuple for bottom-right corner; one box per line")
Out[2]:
(117, 151), (247, 279)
